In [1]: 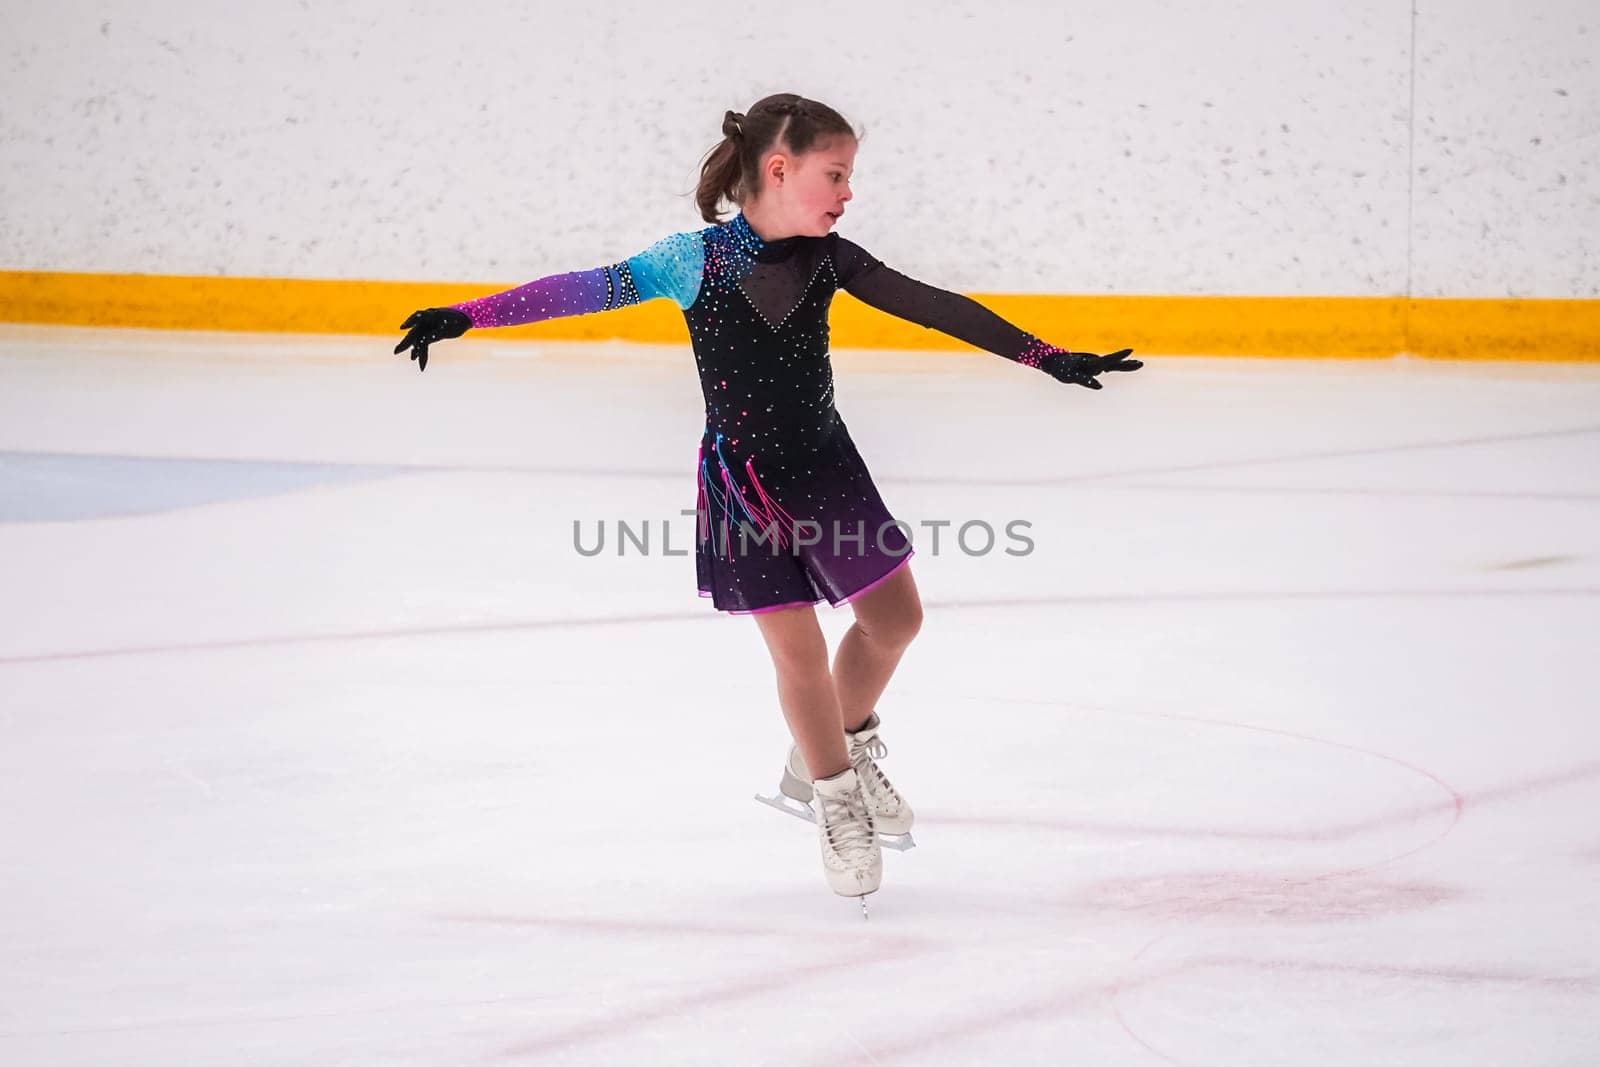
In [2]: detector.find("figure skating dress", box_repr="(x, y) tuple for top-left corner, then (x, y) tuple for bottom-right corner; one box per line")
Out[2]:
(450, 212), (1071, 614)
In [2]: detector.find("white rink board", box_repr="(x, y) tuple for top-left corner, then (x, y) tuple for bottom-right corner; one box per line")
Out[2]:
(4, 1), (1598, 298)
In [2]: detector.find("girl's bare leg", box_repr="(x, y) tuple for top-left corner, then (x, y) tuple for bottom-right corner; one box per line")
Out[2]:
(752, 603), (850, 780)
(832, 563), (923, 732)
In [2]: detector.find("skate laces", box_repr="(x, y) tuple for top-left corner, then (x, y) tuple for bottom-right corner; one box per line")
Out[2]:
(818, 786), (876, 861)
(850, 736), (901, 808)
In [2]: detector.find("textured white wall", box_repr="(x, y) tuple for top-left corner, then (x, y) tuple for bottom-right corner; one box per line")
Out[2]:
(2, 0), (1595, 298)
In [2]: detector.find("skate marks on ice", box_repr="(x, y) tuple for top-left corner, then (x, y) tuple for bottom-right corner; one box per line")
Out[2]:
(1100, 756), (1600, 1062)
(1109, 949), (1600, 1065)
(876, 691), (1600, 1064)
(901, 690), (1469, 875)
(3, 668), (1591, 1064)
(427, 911), (929, 1060)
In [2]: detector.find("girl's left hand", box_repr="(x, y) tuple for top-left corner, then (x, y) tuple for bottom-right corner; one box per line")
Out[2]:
(1042, 348), (1142, 389)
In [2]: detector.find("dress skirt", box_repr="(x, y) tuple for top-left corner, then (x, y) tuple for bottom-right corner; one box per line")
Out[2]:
(695, 416), (914, 615)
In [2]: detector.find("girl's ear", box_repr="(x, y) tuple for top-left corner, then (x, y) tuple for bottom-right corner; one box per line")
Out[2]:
(765, 152), (788, 185)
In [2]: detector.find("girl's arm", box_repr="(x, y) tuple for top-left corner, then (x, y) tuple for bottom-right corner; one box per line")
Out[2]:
(452, 231), (705, 328)
(396, 231), (705, 371)
(832, 235), (1139, 386)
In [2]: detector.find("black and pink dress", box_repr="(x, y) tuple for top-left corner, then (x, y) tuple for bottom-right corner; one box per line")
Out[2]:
(451, 212), (1068, 615)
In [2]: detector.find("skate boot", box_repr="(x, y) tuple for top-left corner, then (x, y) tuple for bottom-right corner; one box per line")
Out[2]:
(810, 766), (882, 899)
(779, 713), (914, 835)
(844, 712), (915, 835)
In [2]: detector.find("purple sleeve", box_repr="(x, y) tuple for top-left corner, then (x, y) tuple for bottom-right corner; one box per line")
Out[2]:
(832, 235), (1062, 369)
(448, 265), (635, 329)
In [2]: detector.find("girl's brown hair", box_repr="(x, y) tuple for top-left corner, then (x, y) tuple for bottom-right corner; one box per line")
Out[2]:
(693, 93), (860, 224)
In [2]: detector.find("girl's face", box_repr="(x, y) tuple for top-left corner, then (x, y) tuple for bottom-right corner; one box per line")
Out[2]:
(757, 136), (856, 238)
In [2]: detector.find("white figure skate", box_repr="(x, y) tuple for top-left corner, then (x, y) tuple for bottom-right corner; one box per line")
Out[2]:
(754, 714), (917, 851)
(807, 766), (882, 907)
(840, 712), (915, 835)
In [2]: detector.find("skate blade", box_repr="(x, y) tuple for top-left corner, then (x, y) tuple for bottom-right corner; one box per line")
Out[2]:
(754, 792), (917, 852)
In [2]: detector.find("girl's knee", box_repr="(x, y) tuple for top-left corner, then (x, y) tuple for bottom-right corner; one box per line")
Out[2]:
(863, 601), (922, 649)
(896, 602), (924, 645)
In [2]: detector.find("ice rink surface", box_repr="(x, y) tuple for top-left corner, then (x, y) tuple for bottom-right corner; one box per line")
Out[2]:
(2, 325), (1598, 1065)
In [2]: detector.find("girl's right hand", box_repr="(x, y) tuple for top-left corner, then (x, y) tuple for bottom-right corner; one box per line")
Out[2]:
(394, 307), (472, 372)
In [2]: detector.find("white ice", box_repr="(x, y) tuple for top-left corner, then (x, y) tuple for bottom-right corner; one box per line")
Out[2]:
(2, 325), (1598, 1065)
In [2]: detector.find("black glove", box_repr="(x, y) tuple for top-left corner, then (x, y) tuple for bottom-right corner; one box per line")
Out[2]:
(1040, 348), (1142, 390)
(394, 307), (471, 372)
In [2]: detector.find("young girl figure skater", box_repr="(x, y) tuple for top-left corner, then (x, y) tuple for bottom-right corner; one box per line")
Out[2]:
(395, 93), (1141, 906)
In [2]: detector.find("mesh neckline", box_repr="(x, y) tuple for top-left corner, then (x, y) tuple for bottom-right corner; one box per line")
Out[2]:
(730, 212), (805, 264)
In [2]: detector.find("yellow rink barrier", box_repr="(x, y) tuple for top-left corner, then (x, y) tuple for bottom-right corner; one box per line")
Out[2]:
(1, 270), (1596, 360)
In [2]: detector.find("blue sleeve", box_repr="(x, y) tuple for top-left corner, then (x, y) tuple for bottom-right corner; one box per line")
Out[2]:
(450, 230), (705, 328)
(626, 231), (705, 310)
